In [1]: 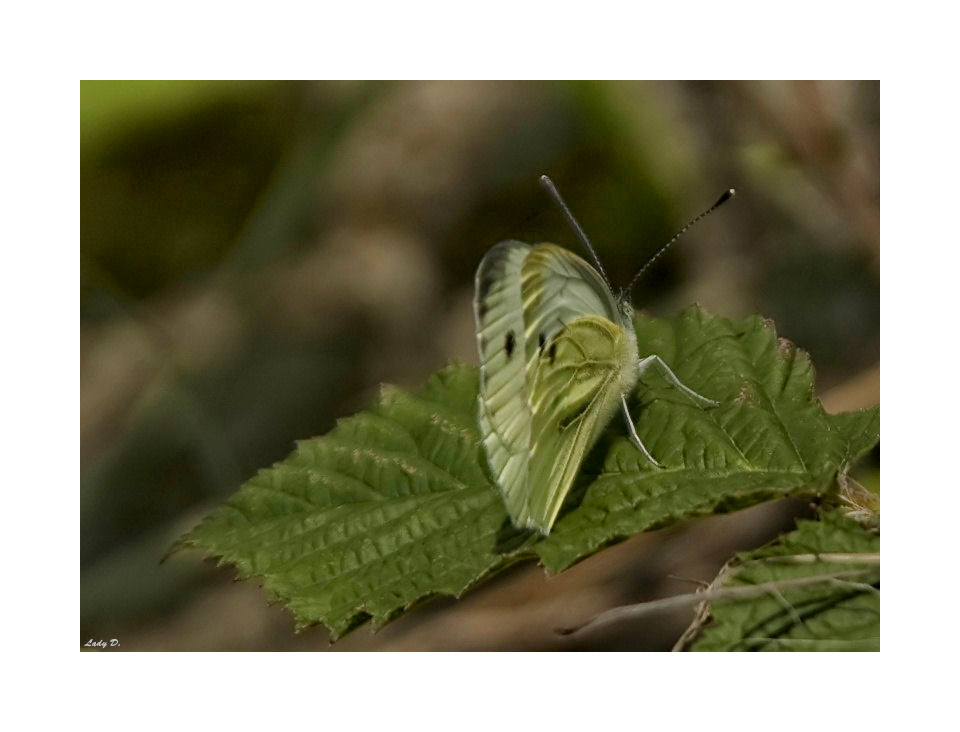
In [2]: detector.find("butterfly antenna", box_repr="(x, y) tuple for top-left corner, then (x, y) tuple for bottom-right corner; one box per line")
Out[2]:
(624, 188), (736, 296)
(540, 175), (614, 291)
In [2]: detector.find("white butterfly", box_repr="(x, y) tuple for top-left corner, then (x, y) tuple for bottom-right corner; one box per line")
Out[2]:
(474, 176), (732, 535)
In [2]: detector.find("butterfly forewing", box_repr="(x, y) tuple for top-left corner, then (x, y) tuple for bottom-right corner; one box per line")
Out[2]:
(519, 244), (620, 364)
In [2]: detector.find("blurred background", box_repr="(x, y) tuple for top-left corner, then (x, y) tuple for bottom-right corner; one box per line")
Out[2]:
(80, 80), (879, 651)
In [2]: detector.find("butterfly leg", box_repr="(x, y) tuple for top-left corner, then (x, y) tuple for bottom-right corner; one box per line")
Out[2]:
(620, 395), (664, 468)
(637, 355), (719, 408)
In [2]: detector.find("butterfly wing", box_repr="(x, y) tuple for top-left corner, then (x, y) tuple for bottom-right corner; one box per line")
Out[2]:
(518, 243), (621, 358)
(475, 243), (639, 534)
(474, 241), (534, 503)
(525, 314), (636, 532)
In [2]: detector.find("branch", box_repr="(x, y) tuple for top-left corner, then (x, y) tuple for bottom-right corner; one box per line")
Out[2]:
(555, 567), (879, 638)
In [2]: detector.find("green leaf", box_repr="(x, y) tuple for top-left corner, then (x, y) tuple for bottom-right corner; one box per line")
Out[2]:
(827, 406), (881, 470)
(174, 306), (880, 639)
(685, 511), (879, 651)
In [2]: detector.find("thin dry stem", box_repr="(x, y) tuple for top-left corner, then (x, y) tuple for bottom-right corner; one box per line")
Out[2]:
(557, 568), (878, 638)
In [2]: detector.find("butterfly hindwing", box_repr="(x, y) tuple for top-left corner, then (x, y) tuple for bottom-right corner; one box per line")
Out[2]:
(475, 242), (639, 534)
(525, 315), (635, 532)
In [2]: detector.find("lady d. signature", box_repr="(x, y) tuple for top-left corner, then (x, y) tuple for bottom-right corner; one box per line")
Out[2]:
(84, 639), (119, 648)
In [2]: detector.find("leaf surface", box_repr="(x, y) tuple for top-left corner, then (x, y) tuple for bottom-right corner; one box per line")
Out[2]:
(685, 511), (880, 651)
(175, 307), (879, 638)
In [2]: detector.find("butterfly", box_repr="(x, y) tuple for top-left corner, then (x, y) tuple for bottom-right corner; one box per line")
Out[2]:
(474, 176), (733, 535)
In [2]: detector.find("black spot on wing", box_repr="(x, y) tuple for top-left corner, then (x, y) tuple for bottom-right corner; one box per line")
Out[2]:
(505, 330), (515, 358)
(546, 321), (567, 363)
(538, 333), (546, 350)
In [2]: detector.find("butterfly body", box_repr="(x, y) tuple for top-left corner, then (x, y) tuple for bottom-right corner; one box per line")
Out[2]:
(474, 241), (640, 534)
